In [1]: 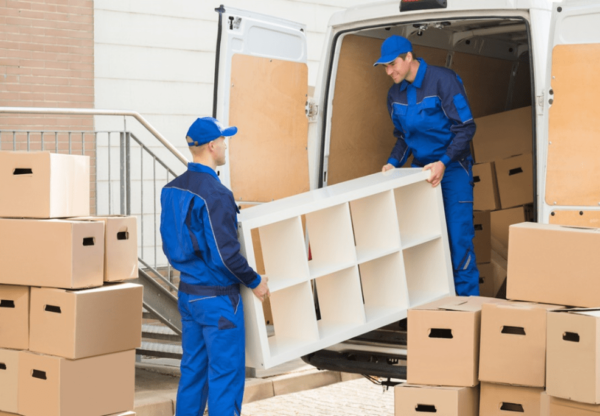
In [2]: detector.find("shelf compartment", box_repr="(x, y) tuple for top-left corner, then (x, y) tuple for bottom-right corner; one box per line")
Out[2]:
(314, 266), (366, 341)
(350, 191), (401, 262)
(401, 233), (442, 250)
(403, 238), (452, 308)
(258, 216), (309, 292)
(394, 181), (442, 243)
(306, 203), (357, 279)
(358, 252), (409, 323)
(268, 281), (319, 360)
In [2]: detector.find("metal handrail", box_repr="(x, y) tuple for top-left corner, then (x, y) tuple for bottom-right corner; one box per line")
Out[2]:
(0, 107), (189, 166)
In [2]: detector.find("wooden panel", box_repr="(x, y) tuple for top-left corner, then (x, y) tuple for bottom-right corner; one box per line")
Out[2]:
(452, 53), (513, 118)
(229, 55), (309, 202)
(327, 36), (449, 185)
(546, 44), (600, 206)
(550, 210), (600, 228)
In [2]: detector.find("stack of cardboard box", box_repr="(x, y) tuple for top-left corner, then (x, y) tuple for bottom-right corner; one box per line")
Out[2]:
(471, 107), (534, 297)
(0, 151), (142, 416)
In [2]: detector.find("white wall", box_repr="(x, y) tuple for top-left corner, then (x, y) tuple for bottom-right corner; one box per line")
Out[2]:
(93, 0), (368, 266)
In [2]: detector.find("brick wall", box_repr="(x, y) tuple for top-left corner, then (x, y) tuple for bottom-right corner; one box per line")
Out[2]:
(0, 0), (94, 151)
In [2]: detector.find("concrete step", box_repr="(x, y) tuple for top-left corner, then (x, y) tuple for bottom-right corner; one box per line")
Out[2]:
(138, 341), (183, 360)
(142, 324), (181, 342)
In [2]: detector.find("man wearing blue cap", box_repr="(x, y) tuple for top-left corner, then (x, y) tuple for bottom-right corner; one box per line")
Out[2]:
(160, 117), (270, 416)
(375, 35), (479, 296)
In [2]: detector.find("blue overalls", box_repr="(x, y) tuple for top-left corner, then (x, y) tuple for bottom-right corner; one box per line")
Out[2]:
(160, 162), (261, 416)
(387, 58), (479, 296)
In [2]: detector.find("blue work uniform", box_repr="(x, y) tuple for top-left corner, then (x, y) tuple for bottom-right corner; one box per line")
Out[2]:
(160, 162), (260, 416)
(386, 58), (479, 296)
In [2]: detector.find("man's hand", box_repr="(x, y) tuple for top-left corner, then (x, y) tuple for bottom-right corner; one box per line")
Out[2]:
(252, 276), (270, 303)
(382, 163), (395, 173)
(423, 161), (446, 187)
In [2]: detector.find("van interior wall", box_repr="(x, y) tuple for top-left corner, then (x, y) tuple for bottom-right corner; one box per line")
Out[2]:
(327, 33), (532, 185)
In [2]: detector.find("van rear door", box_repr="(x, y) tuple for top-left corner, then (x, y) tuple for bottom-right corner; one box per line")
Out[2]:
(213, 6), (310, 203)
(543, 1), (600, 226)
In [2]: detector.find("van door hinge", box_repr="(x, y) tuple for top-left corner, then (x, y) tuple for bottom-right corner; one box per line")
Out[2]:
(536, 92), (544, 116)
(305, 100), (318, 118)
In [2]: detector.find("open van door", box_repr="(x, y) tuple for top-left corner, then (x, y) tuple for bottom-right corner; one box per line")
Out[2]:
(544, 0), (600, 226)
(212, 6), (310, 203)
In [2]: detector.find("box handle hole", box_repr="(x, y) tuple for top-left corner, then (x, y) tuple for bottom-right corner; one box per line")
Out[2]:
(117, 231), (129, 240)
(474, 224), (483, 231)
(82, 237), (95, 246)
(45, 305), (61, 314)
(500, 402), (524, 412)
(32, 370), (47, 380)
(502, 326), (526, 336)
(479, 277), (485, 284)
(563, 332), (580, 342)
(415, 404), (437, 413)
(473, 176), (481, 183)
(429, 328), (453, 339)
(0, 363), (6, 370)
(509, 167), (523, 176)
(13, 168), (33, 175)
(0, 300), (15, 308)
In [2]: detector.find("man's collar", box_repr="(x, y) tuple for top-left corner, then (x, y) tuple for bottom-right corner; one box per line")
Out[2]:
(188, 162), (220, 181)
(400, 58), (428, 91)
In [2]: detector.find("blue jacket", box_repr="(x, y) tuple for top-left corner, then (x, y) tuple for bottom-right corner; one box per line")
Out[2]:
(160, 163), (260, 289)
(387, 58), (476, 167)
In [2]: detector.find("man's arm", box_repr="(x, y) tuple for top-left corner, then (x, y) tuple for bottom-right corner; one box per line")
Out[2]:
(385, 91), (411, 169)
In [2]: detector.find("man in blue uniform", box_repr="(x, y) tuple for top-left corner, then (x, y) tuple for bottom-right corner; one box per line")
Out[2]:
(375, 35), (479, 296)
(160, 117), (270, 416)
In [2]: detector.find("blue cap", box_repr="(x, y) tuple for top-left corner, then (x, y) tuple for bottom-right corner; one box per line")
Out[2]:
(186, 117), (238, 147)
(373, 35), (413, 67)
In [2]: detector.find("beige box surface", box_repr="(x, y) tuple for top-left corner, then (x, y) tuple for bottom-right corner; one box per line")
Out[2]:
(495, 153), (533, 209)
(507, 223), (600, 307)
(479, 301), (563, 387)
(0, 151), (90, 218)
(541, 391), (600, 415)
(394, 384), (479, 416)
(0, 285), (29, 350)
(29, 283), (143, 359)
(547, 308), (600, 404)
(491, 205), (533, 249)
(474, 211), (491, 263)
(18, 350), (135, 416)
(407, 296), (503, 387)
(0, 219), (104, 289)
(480, 382), (543, 415)
(478, 263), (495, 297)
(473, 162), (500, 211)
(472, 107), (532, 164)
(0, 349), (19, 414)
(73, 216), (139, 282)
(107, 413), (136, 416)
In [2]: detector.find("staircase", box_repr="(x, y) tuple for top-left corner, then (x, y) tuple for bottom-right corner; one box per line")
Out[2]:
(0, 107), (187, 362)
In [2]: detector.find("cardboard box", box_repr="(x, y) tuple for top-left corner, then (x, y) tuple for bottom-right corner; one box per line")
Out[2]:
(73, 216), (139, 282)
(0, 219), (104, 289)
(0, 151), (90, 218)
(473, 162), (500, 211)
(479, 301), (563, 387)
(394, 384), (479, 416)
(0, 348), (19, 414)
(547, 308), (600, 404)
(491, 250), (507, 298)
(407, 296), (503, 387)
(472, 107), (532, 164)
(480, 382), (543, 415)
(507, 223), (600, 307)
(541, 391), (600, 415)
(0, 285), (29, 350)
(107, 413), (136, 416)
(29, 283), (143, 359)
(474, 211), (491, 263)
(18, 350), (135, 416)
(495, 153), (533, 209)
(478, 263), (495, 297)
(491, 205), (533, 249)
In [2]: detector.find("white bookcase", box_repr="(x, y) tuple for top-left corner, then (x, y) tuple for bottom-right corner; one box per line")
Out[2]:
(238, 169), (454, 369)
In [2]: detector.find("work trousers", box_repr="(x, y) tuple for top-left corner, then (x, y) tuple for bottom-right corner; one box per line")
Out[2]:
(415, 158), (480, 296)
(175, 291), (245, 416)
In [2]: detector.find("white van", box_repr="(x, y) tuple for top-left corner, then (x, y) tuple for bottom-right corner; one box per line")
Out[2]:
(214, 0), (600, 377)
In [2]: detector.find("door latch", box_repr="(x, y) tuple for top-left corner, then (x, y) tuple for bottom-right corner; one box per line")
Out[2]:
(305, 100), (318, 118)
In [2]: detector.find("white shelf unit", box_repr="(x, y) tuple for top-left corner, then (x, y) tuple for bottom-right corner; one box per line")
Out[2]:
(239, 169), (454, 369)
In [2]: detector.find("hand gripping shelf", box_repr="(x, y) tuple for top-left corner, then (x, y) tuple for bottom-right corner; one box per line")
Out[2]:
(238, 168), (455, 369)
